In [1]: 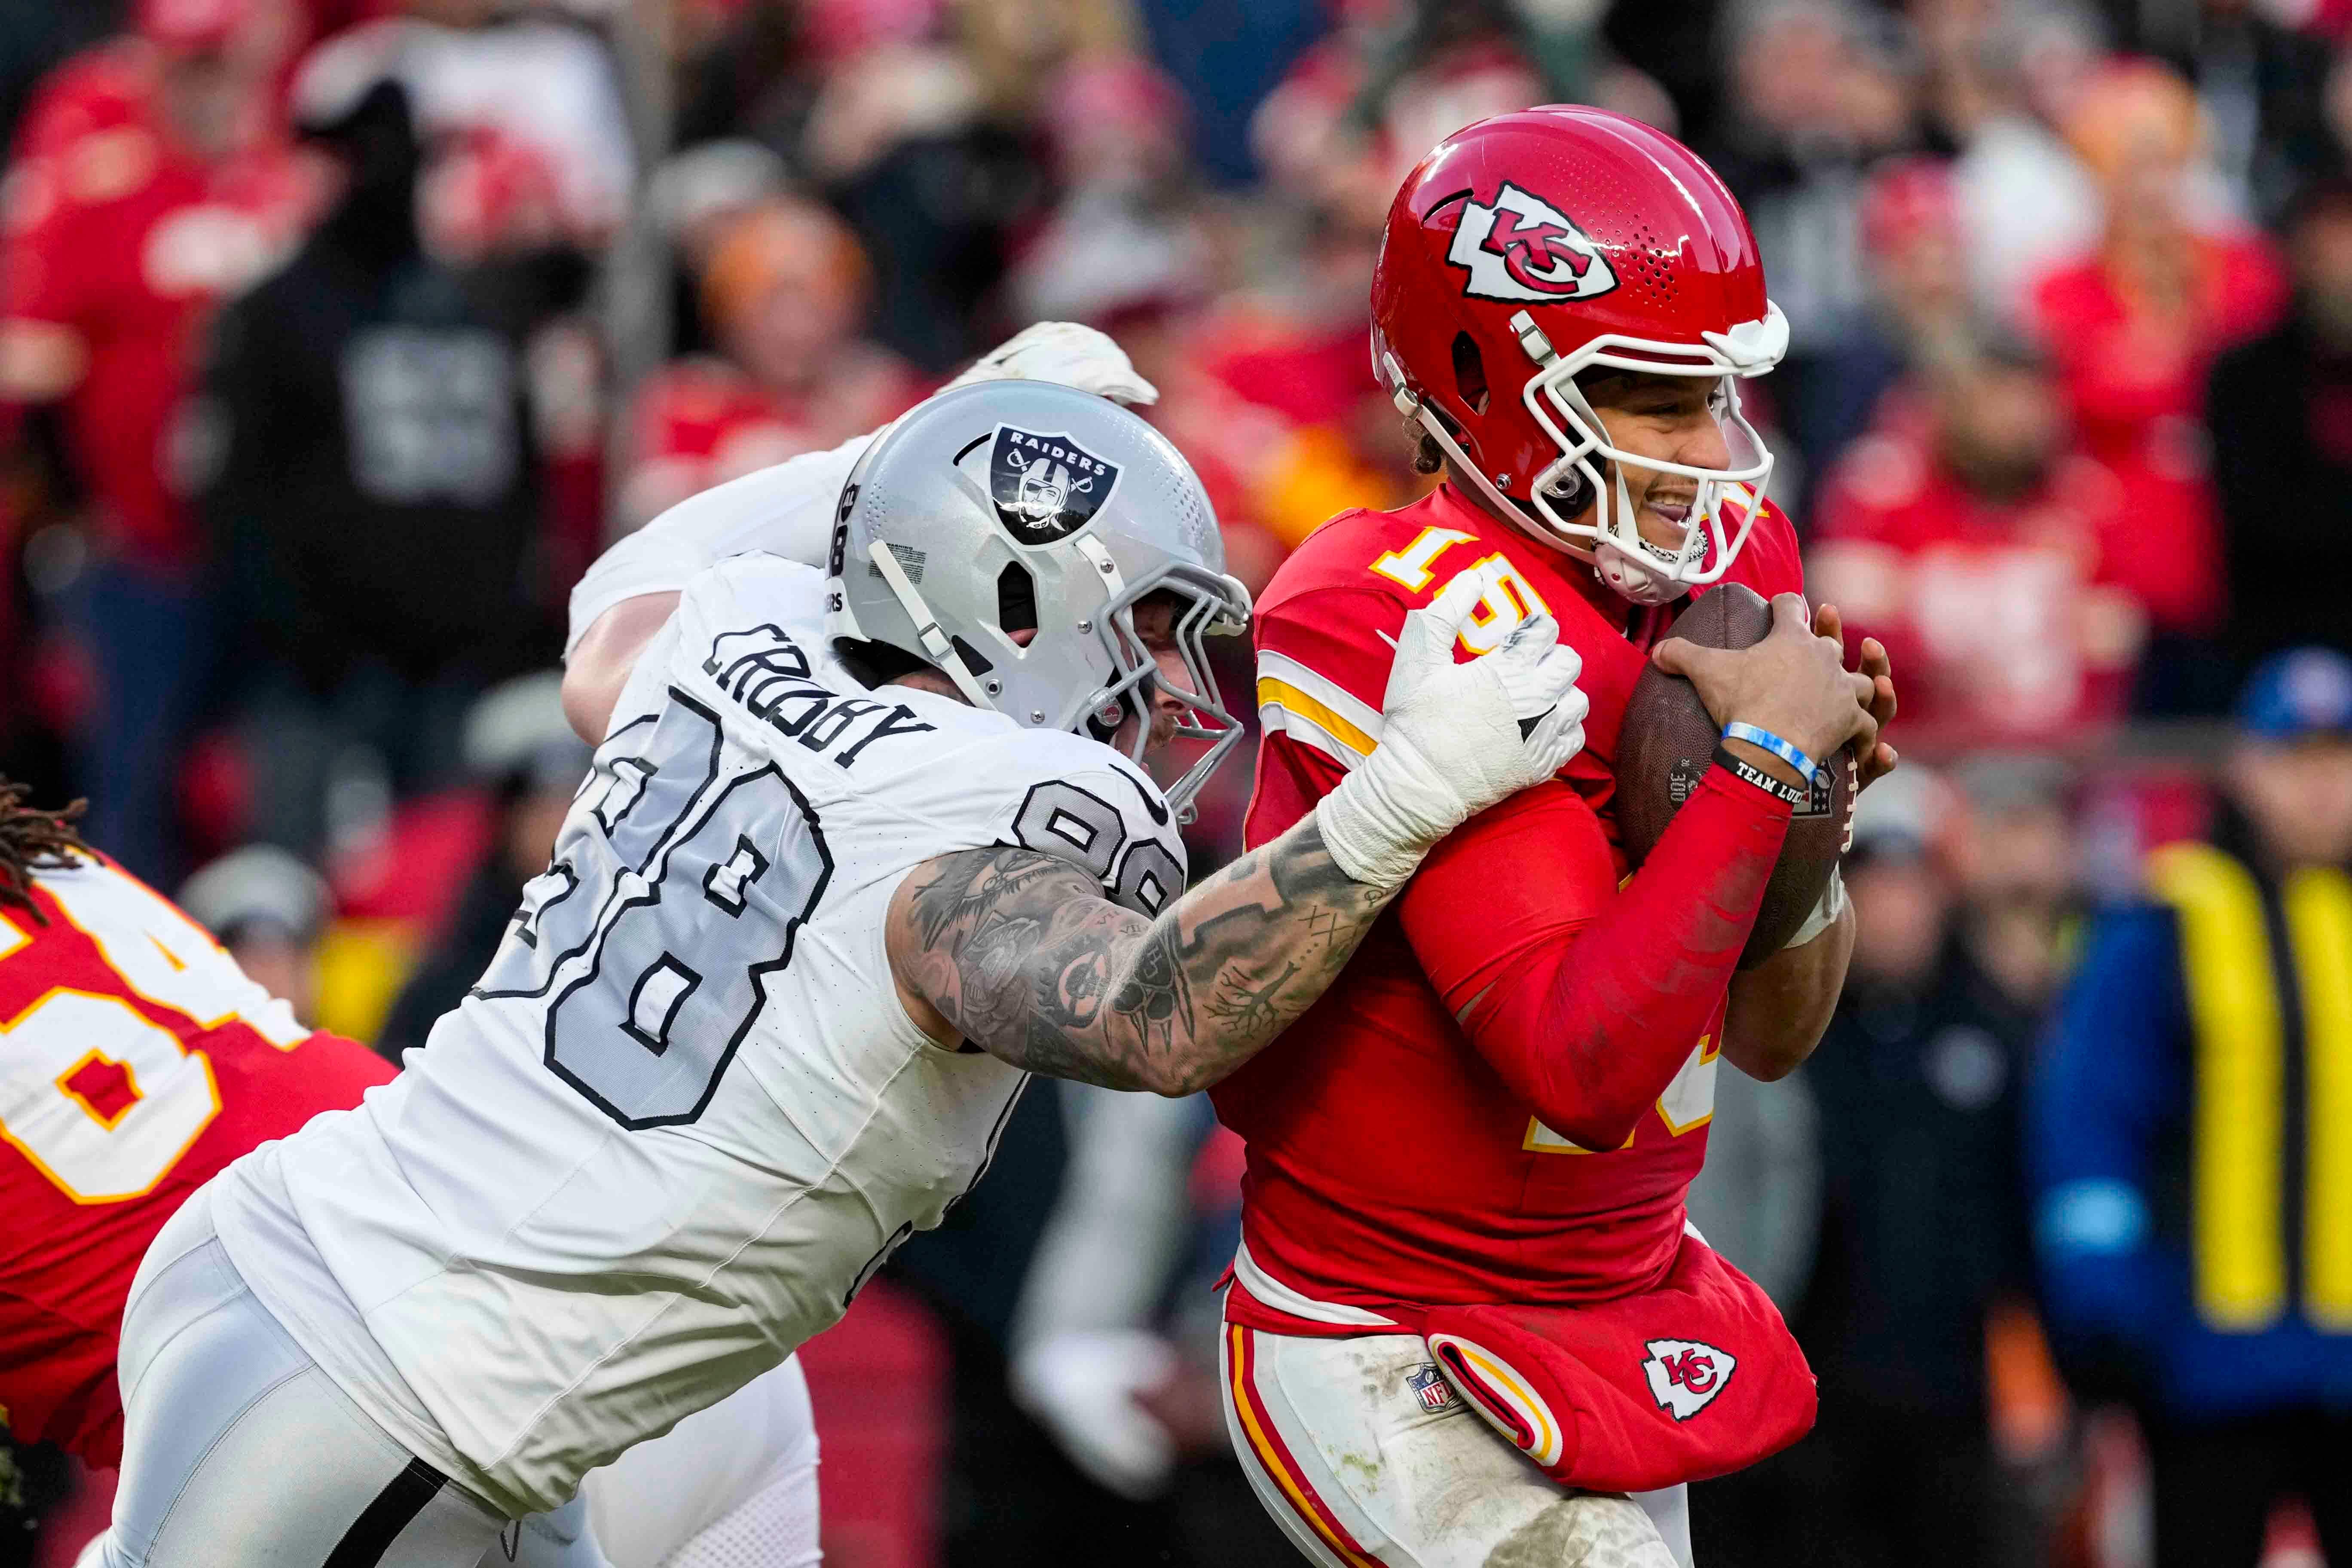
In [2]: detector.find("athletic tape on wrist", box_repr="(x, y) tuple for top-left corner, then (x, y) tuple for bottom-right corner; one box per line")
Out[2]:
(1712, 744), (1807, 808)
(1313, 787), (1426, 892)
(1721, 722), (1819, 786)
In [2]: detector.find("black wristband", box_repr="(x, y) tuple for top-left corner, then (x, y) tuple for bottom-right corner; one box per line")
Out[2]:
(1713, 744), (1807, 808)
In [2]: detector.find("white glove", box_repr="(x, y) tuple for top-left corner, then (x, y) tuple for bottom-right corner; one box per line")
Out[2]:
(1317, 562), (1589, 891)
(1009, 1329), (1180, 1500)
(942, 321), (1159, 407)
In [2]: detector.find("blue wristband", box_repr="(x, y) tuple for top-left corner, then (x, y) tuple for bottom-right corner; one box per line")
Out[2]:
(1721, 722), (1819, 785)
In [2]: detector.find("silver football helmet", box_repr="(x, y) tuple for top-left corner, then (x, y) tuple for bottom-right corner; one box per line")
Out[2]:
(825, 381), (1253, 818)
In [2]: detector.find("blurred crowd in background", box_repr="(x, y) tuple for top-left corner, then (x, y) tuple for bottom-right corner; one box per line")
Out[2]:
(5, 0), (2352, 1564)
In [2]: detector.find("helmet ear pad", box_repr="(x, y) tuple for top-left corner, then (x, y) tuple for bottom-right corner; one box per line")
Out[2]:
(1451, 330), (1491, 415)
(1538, 465), (1594, 520)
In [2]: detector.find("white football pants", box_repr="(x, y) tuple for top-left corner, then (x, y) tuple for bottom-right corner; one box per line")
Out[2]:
(1220, 1322), (1693, 1568)
(93, 1186), (819, 1568)
(585, 1350), (820, 1568)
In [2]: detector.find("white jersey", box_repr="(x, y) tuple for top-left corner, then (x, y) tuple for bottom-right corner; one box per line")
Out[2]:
(211, 555), (1185, 1516)
(565, 434), (872, 655)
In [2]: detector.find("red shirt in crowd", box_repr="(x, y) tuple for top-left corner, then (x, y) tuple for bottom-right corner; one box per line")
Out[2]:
(1808, 408), (2148, 750)
(620, 350), (925, 525)
(0, 41), (313, 569)
(1214, 482), (1805, 1335)
(2030, 233), (2289, 633)
(1151, 304), (1419, 554)
(0, 853), (393, 1467)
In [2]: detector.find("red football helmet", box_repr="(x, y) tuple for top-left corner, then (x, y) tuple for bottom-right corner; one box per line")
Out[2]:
(1371, 106), (1787, 605)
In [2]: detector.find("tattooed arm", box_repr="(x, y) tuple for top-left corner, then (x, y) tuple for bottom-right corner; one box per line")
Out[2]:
(885, 565), (1594, 1092)
(884, 817), (1394, 1096)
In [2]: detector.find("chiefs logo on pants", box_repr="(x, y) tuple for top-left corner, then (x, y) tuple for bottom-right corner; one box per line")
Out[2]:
(1423, 1230), (1817, 1494)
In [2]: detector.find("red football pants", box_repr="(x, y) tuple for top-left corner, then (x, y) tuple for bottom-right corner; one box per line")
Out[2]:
(1424, 1229), (1817, 1493)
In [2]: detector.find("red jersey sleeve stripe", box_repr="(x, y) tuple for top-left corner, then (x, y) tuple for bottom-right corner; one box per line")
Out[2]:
(1256, 649), (1384, 769)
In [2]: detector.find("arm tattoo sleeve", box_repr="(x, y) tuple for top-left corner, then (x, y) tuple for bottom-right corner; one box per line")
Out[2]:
(889, 817), (1397, 1094)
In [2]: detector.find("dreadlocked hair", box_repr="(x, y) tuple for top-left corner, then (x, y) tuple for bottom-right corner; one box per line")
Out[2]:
(1411, 428), (1446, 475)
(0, 777), (88, 923)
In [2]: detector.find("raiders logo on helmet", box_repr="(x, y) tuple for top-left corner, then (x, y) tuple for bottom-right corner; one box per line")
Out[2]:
(985, 425), (1122, 544)
(1441, 183), (1619, 305)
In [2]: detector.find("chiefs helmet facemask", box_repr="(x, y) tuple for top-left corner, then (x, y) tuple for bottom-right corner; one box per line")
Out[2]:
(1371, 106), (1789, 606)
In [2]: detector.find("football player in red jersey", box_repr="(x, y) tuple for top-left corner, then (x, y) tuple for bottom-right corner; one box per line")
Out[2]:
(1211, 107), (1899, 1568)
(0, 782), (391, 1471)
(0, 784), (827, 1567)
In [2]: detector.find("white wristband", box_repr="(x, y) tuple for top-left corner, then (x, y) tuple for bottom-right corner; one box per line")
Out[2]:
(1786, 865), (1847, 949)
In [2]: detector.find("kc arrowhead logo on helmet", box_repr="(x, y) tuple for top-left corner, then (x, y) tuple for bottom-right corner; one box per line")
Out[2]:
(1441, 183), (1618, 305)
(987, 425), (1122, 544)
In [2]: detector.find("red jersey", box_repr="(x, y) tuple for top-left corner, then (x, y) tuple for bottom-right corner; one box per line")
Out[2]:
(2031, 235), (2287, 462)
(0, 42), (312, 566)
(2028, 234), (2288, 634)
(620, 352), (926, 524)
(1212, 482), (1805, 1333)
(1808, 408), (2143, 749)
(0, 854), (393, 1466)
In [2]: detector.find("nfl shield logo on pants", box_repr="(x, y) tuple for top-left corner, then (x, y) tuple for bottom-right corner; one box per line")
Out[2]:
(1407, 1363), (1456, 1413)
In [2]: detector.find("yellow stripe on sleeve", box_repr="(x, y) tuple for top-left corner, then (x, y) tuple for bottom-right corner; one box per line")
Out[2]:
(1257, 677), (1377, 761)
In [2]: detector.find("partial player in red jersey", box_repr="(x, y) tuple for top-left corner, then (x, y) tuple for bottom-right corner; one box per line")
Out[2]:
(0, 784), (391, 1470)
(0, 786), (828, 1568)
(1211, 108), (1897, 1568)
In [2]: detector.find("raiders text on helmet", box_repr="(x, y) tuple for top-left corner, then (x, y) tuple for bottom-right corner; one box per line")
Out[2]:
(1372, 106), (1789, 605)
(825, 382), (1252, 819)
(987, 425), (1123, 544)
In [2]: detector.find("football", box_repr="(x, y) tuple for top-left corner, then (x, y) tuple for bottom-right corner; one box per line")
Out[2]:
(1614, 583), (1856, 969)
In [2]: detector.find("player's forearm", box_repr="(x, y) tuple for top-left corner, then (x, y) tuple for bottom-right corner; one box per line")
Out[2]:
(1721, 899), (1852, 1081)
(896, 820), (1394, 1096)
(1465, 776), (1789, 1149)
(562, 591), (680, 742)
(1117, 818), (1397, 1094)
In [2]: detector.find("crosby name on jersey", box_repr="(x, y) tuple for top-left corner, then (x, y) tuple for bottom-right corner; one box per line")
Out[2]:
(205, 556), (1186, 1518)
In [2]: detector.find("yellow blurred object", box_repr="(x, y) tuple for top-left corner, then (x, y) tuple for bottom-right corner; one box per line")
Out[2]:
(2282, 869), (2352, 1329)
(1252, 423), (1413, 551)
(2150, 840), (2287, 1331)
(312, 917), (419, 1048)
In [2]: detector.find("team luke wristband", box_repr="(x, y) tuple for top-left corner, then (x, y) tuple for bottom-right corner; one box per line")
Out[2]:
(1712, 744), (1808, 808)
(1721, 722), (1819, 786)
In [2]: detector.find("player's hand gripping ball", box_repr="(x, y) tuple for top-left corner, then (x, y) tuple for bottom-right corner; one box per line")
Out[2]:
(1616, 584), (1858, 966)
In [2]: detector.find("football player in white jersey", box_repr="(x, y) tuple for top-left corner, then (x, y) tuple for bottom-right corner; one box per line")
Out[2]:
(563, 320), (1163, 742)
(96, 381), (1590, 1568)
